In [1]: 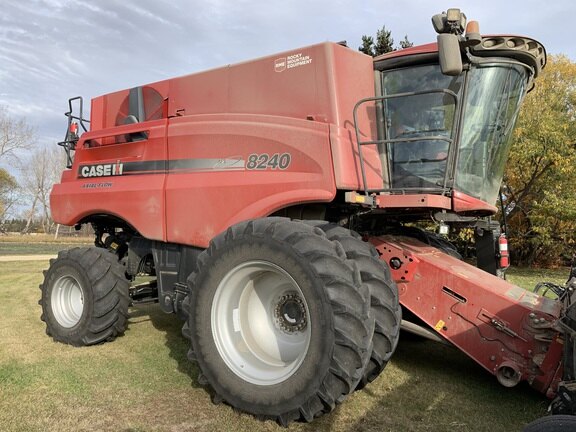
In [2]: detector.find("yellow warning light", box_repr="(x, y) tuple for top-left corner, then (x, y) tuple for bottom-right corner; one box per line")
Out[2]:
(466, 20), (480, 35)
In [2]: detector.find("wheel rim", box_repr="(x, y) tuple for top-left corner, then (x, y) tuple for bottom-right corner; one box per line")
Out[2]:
(211, 260), (311, 385)
(51, 275), (84, 328)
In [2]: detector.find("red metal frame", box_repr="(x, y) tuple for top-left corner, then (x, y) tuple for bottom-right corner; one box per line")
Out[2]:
(371, 234), (564, 397)
(452, 190), (497, 215)
(344, 191), (498, 217)
(376, 193), (451, 210)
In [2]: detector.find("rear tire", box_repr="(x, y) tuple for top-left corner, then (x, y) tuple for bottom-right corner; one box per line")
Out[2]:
(305, 222), (401, 388)
(185, 218), (372, 425)
(40, 247), (130, 346)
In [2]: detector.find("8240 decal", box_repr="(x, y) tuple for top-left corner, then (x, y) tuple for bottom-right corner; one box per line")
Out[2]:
(246, 153), (291, 170)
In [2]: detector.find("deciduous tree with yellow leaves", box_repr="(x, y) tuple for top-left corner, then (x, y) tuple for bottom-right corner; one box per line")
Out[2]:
(504, 55), (576, 266)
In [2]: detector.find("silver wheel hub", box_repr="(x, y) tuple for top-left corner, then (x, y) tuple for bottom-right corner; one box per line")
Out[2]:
(211, 260), (311, 385)
(51, 275), (84, 328)
(274, 293), (307, 333)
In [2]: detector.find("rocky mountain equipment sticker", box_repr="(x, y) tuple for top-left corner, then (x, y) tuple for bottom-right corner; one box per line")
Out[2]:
(274, 52), (312, 72)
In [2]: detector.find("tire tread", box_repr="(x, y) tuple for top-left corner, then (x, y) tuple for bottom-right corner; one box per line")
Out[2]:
(305, 221), (401, 388)
(40, 247), (130, 347)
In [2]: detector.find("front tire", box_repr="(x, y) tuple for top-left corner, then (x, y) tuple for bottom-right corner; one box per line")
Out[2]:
(186, 218), (373, 425)
(305, 222), (401, 388)
(40, 247), (130, 346)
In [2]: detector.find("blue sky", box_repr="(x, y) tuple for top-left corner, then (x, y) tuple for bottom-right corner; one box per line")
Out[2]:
(1, 0), (574, 153)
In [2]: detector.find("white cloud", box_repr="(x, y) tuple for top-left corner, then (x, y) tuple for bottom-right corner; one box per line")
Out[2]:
(0, 0), (574, 178)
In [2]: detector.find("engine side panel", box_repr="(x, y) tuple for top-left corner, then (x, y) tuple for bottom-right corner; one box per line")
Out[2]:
(51, 119), (168, 240)
(51, 41), (384, 243)
(51, 115), (336, 247)
(165, 115), (336, 247)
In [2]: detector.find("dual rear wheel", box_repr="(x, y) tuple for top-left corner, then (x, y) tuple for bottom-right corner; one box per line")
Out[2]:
(185, 218), (401, 424)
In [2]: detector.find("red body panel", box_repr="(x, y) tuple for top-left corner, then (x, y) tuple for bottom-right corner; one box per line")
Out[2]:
(165, 115), (335, 247)
(376, 193), (452, 210)
(371, 235), (564, 397)
(51, 119), (168, 240)
(452, 190), (498, 214)
(374, 42), (438, 62)
(51, 42), (383, 246)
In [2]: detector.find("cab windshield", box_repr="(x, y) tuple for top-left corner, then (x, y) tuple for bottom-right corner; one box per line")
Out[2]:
(456, 63), (528, 205)
(379, 62), (529, 206)
(381, 65), (462, 191)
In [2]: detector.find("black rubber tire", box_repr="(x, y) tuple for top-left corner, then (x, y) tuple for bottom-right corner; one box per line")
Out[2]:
(522, 415), (576, 432)
(185, 218), (373, 425)
(305, 222), (401, 388)
(40, 247), (130, 346)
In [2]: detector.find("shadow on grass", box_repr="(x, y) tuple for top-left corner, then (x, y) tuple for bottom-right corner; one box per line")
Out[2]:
(126, 306), (547, 431)
(128, 304), (202, 389)
(127, 303), (341, 430)
(345, 334), (548, 432)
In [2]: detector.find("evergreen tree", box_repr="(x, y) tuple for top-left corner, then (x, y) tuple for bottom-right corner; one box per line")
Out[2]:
(399, 35), (414, 49)
(359, 27), (413, 57)
(374, 26), (394, 56)
(359, 35), (375, 57)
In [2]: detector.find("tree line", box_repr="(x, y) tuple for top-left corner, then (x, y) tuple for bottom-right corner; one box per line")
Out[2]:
(359, 26), (413, 56)
(1, 31), (575, 267)
(504, 55), (576, 266)
(0, 105), (63, 234)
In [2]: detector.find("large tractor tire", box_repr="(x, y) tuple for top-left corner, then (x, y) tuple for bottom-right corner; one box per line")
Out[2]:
(185, 218), (373, 425)
(40, 247), (130, 346)
(305, 222), (401, 388)
(522, 415), (576, 432)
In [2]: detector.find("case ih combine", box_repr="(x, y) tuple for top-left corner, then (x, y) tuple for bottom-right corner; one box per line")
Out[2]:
(41, 8), (576, 426)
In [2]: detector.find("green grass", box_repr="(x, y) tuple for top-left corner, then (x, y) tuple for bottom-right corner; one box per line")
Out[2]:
(0, 260), (560, 432)
(0, 235), (91, 255)
(507, 266), (568, 291)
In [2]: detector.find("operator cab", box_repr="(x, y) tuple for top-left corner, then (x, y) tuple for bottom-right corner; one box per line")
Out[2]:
(380, 60), (528, 206)
(352, 9), (546, 217)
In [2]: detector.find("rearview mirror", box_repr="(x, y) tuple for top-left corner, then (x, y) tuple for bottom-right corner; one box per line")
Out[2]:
(438, 34), (463, 76)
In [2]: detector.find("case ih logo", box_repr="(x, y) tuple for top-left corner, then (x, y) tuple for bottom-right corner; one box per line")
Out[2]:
(274, 57), (286, 72)
(79, 162), (124, 178)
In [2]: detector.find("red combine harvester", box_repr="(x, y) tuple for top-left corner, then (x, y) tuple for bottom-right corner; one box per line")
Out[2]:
(42, 8), (576, 425)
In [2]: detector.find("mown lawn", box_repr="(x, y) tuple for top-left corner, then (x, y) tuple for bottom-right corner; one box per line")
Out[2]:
(0, 259), (563, 432)
(507, 266), (568, 291)
(0, 235), (92, 255)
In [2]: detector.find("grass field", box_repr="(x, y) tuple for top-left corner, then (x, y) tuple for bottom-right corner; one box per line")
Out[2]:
(0, 235), (92, 255)
(0, 258), (568, 432)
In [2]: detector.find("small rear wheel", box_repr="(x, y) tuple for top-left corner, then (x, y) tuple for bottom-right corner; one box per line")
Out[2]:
(40, 247), (130, 346)
(186, 218), (373, 425)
